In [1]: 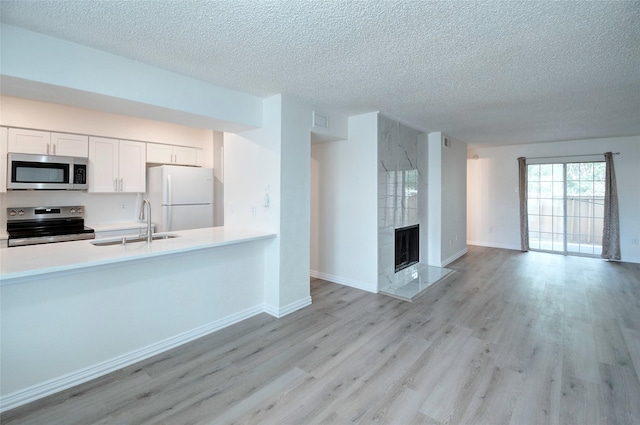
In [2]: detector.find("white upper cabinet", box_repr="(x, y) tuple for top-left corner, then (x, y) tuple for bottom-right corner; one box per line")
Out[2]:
(1, 127), (7, 193)
(89, 137), (146, 193)
(147, 142), (200, 166)
(173, 146), (199, 166)
(119, 140), (146, 192)
(50, 132), (89, 157)
(7, 128), (49, 155)
(8, 128), (88, 157)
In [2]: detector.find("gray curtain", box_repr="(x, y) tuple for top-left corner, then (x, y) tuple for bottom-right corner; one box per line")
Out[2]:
(518, 157), (529, 251)
(601, 152), (621, 260)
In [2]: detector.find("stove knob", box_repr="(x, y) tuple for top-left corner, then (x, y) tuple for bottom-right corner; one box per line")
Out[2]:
(77, 208), (83, 214)
(9, 210), (16, 216)
(70, 208), (76, 214)
(18, 210), (25, 216)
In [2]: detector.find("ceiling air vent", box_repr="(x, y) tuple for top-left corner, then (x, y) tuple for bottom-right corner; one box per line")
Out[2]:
(313, 111), (329, 129)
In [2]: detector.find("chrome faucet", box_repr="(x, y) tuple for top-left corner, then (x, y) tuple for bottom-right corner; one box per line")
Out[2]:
(139, 199), (153, 243)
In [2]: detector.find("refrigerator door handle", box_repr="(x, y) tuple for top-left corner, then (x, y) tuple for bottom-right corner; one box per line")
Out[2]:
(165, 206), (171, 231)
(166, 174), (173, 205)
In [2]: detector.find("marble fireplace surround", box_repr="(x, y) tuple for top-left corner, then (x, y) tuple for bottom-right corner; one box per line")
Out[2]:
(377, 115), (452, 301)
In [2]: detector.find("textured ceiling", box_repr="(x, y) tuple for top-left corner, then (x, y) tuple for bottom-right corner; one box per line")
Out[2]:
(1, 0), (639, 147)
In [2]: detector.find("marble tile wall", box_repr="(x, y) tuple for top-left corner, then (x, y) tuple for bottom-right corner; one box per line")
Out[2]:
(377, 115), (424, 289)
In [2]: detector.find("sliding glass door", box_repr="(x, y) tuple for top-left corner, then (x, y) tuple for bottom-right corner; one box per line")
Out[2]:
(527, 162), (605, 256)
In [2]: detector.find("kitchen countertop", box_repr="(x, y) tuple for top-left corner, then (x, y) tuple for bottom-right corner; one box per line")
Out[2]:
(0, 227), (276, 283)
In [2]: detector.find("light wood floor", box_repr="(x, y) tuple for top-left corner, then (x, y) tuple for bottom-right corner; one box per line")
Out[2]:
(3, 246), (640, 424)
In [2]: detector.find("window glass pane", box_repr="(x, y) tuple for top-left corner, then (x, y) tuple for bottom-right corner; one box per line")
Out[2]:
(594, 234), (603, 246)
(528, 215), (540, 232)
(553, 181), (564, 197)
(593, 202), (604, 219)
(552, 233), (564, 251)
(529, 232), (540, 249)
(540, 182), (553, 197)
(528, 181), (540, 197)
(552, 198), (564, 215)
(528, 165), (540, 181)
(553, 164), (564, 180)
(580, 181), (594, 196)
(553, 217), (564, 233)
(566, 180), (580, 197)
(566, 163), (580, 181)
(567, 233), (580, 245)
(567, 217), (579, 234)
(528, 198), (540, 214)
(540, 199), (553, 216)
(594, 180), (605, 197)
(580, 217), (593, 233)
(540, 216), (553, 233)
(566, 199), (579, 217)
(539, 232), (553, 250)
(580, 163), (594, 180)
(580, 245), (594, 254)
(593, 162), (606, 180)
(540, 164), (553, 181)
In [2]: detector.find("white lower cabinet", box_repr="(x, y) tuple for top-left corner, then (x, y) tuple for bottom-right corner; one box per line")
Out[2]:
(89, 137), (146, 193)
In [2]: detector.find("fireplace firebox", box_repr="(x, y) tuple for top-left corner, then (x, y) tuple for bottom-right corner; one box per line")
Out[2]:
(395, 224), (419, 272)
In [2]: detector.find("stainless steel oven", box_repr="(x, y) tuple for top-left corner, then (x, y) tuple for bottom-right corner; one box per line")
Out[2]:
(7, 153), (88, 190)
(6, 206), (95, 247)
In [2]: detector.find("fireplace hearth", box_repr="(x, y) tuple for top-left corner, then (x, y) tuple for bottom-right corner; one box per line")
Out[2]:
(395, 225), (419, 273)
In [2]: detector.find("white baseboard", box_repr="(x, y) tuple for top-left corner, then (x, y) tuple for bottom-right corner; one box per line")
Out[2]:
(310, 270), (377, 293)
(0, 304), (265, 413)
(441, 248), (468, 267)
(467, 240), (521, 251)
(264, 296), (312, 318)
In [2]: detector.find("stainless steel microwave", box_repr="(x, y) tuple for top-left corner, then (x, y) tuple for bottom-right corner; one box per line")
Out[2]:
(7, 153), (88, 190)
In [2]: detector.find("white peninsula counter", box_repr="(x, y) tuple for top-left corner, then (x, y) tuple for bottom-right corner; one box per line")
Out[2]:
(0, 227), (277, 412)
(1, 226), (276, 282)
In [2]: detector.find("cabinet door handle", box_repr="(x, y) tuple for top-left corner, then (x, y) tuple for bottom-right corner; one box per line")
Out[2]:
(53, 144), (56, 155)
(114, 178), (118, 192)
(47, 143), (50, 155)
(120, 178), (124, 192)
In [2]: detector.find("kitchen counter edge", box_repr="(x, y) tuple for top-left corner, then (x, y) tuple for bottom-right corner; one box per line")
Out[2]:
(0, 227), (276, 284)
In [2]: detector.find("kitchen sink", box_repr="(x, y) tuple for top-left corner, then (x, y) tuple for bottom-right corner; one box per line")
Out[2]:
(91, 234), (179, 246)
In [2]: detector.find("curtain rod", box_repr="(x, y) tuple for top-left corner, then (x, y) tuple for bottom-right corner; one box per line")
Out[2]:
(526, 152), (620, 160)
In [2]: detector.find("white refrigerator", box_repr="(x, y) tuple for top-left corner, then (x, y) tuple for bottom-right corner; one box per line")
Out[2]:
(147, 165), (214, 232)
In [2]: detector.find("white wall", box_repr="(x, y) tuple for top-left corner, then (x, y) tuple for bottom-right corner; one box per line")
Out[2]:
(310, 112), (378, 292)
(279, 97), (312, 307)
(0, 96), (215, 148)
(467, 136), (640, 263)
(428, 132), (468, 266)
(225, 95), (311, 316)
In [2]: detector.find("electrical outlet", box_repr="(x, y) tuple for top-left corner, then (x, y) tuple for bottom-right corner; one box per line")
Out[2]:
(121, 203), (126, 210)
